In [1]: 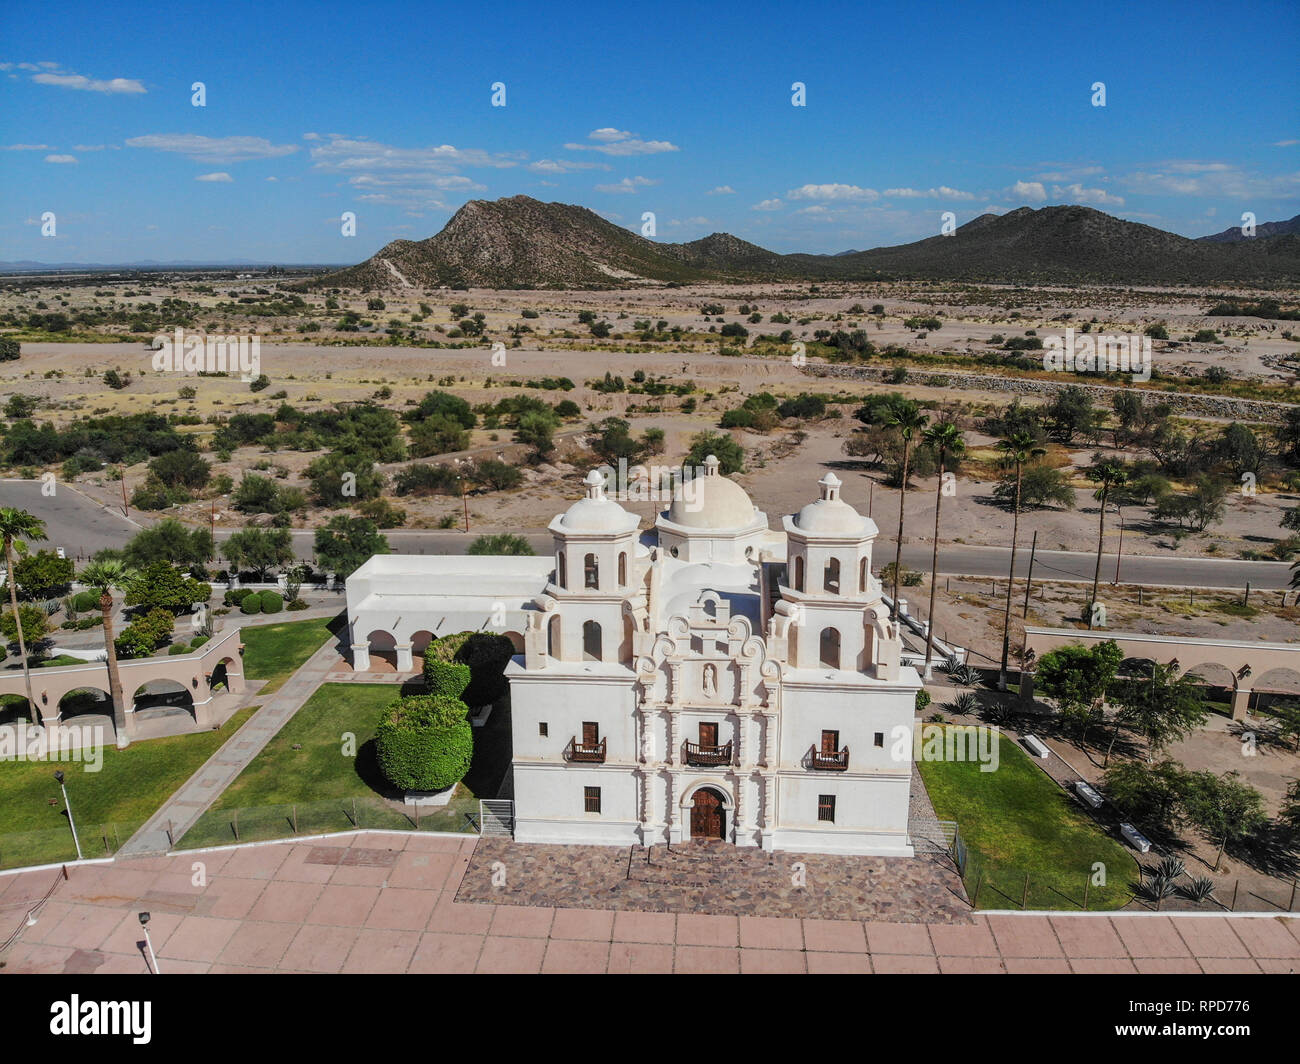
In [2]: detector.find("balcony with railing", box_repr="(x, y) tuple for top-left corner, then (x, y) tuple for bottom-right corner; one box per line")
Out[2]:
(809, 745), (849, 771)
(566, 737), (607, 763)
(683, 740), (733, 767)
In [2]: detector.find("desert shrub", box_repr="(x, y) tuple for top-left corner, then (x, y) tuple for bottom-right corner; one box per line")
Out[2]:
(287, 599), (309, 611)
(374, 694), (473, 792)
(224, 588), (255, 607)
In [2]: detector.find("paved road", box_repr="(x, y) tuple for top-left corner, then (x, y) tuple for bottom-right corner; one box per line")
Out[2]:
(2, 479), (1292, 589)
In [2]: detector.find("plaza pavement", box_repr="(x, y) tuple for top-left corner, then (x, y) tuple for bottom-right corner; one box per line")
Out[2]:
(2, 831), (1297, 974)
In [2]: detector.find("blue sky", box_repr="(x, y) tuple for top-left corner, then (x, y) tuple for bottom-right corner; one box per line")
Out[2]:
(1, 0), (1297, 263)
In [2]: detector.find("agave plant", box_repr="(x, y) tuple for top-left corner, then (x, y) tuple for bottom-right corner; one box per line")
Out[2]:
(41, 597), (61, 616)
(1154, 855), (1186, 880)
(1143, 874), (1178, 903)
(62, 595), (78, 622)
(946, 692), (980, 716)
(1179, 876), (1217, 902)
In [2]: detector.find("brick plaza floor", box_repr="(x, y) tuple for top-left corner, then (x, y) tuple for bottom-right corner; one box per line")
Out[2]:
(1, 832), (1297, 974)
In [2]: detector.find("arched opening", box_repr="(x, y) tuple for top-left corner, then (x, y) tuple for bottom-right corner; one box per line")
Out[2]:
(621, 614), (634, 661)
(1184, 661), (1236, 715)
(557, 551), (567, 589)
(859, 557), (868, 593)
(57, 687), (113, 727)
(618, 551), (627, 587)
(132, 678), (196, 723)
(503, 630), (525, 655)
(584, 552), (599, 590)
(582, 620), (602, 662)
(410, 630), (435, 657)
(824, 557), (841, 594)
(367, 629), (397, 672)
(547, 615), (561, 659)
(689, 787), (727, 840)
(1247, 666), (1300, 714)
(794, 555), (805, 593)
(210, 657), (237, 692)
(819, 627), (841, 670)
(0, 695), (35, 727)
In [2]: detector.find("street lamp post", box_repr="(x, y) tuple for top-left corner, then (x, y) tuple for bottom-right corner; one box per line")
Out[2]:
(139, 912), (161, 974)
(53, 770), (82, 860)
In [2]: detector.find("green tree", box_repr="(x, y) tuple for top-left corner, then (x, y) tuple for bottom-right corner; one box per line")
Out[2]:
(408, 414), (469, 458)
(0, 507), (47, 715)
(1034, 639), (1123, 748)
(1107, 662), (1210, 765)
(79, 560), (137, 736)
(374, 694), (473, 793)
(883, 399), (929, 621)
(0, 602), (49, 651)
(147, 448), (211, 490)
(1085, 459), (1128, 626)
(124, 561), (212, 615)
(222, 528), (294, 580)
(1102, 759), (1188, 836)
(996, 430), (1045, 688)
(12, 549), (74, 600)
(685, 431), (745, 475)
(123, 519), (214, 568)
(515, 410), (559, 462)
(467, 533), (535, 556)
(0, 337), (20, 361)
(313, 516), (389, 578)
(1182, 770), (1268, 871)
(920, 421), (965, 676)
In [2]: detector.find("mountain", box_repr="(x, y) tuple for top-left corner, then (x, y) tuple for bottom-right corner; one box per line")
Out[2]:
(1197, 214), (1300, 243)
(312, 197), (1300, 289)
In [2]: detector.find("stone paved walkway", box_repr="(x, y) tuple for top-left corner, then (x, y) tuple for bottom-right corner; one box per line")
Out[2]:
(1, 833), (1296, 974)
(118, 636), (344, 857)
(458, 839), (973, 923)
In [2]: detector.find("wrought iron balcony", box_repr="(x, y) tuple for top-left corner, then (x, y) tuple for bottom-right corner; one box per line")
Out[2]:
(566, 737), (607, 763)
(809, 745), (850, 771)
(683, 740), (733, 767)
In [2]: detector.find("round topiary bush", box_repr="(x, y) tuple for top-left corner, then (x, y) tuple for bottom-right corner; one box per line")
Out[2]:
(72, 590), (100, 612)
(259, 590), (283, 613)
(190, 634), (210, 649)
(240, 595), (262, 615)
(168, 643), (190, 655)
(374, 694), (473, 792)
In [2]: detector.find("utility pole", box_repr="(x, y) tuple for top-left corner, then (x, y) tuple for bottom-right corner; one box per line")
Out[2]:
(120, 468), (129, 518)
(1022, 530), (1037, 618)
(461, 478), (470, 533)
(1113, 507), (1124, 585)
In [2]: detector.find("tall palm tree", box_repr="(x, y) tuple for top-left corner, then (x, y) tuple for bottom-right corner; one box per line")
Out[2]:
(921, 422), (965, 677)
(996, 431), (1046, 689)
(79, 560), (138, 739)
(0, 507), (48, 721)
(884, 399), (929, 621)
(1085, 460), (1129, 629)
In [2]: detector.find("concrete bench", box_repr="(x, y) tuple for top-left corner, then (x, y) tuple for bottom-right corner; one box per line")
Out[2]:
(1022, 734), (1050, 758)
(1120, 822), (1152, 853)
(1074, 780), (1104, 808)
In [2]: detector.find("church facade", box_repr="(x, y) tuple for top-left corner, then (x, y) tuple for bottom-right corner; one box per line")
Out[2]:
(345, 457), (921, 856)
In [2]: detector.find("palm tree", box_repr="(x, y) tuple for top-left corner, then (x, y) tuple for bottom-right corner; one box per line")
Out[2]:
(996, 431), (1046, 689)
(1085, 459), (1129, 628)
(79, 560), (138, 739)
(0, 507), (48, 721)
(921, 422), (965, 677)
(884, 399), (929, 621)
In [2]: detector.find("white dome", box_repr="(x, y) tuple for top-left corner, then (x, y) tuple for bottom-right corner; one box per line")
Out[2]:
(665, 456), (760, 530)
(558, 470), (639, 533)
(793, 473), (872, 537)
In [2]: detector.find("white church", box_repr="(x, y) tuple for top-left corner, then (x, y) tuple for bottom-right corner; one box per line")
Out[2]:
(345, 457), (922, 856)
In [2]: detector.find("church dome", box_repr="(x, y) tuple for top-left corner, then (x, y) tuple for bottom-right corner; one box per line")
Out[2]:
(793, 473), (872, 536)
(665, 455), (760, 530)
(559, 470), (639, 533)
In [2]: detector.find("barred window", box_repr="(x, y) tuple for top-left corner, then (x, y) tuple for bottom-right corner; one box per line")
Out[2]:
(584, 786), (602, 814)
(818, 794), (836, 822)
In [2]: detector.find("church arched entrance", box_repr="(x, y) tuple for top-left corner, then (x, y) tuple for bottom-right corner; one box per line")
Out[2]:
(690, 787), (727, 840)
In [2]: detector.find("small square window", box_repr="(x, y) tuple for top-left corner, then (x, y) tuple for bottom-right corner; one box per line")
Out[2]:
(584, 786), (602, 814)
(818, 794), (836, 823)
(874, 732), (884, 748)
(538, 722), (548, 737)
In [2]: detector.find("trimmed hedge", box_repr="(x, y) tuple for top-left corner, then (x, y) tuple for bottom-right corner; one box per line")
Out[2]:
(374, 694), (473, 792)
(240, 595), (262, 615)
(259, 589), (283, 613)
(190, 635), (210, 649)
(421, 630), (514, 706)
(72, 590), (100, 612)
(168, 643), (191, 655)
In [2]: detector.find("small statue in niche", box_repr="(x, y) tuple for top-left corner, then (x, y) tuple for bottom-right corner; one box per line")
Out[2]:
(703, 663), (717, 699)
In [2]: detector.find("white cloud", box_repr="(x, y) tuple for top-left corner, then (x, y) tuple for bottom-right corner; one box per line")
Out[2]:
(308, 135), (520, 172)
(1, 143), (53, 150)
(44, 154), (77, 164)
(1123, 161), (1300, 199)
(32, 71), (145, 94)
(751, 198), (783, 211)
(195, 172), (233, 182)
(527, 158), (610, 173)
(127, 134), (298, 163)
(707, 185), (735, 195)
(1274, 139), (1299, 148)
(1051, 183), (1124, 207)
(883, 186), (976, 200)
(565, 130), (679, 156)
(1009, 180), (1047, 202)
(786, 183), (879, 202)
(595, 176), (659, 194)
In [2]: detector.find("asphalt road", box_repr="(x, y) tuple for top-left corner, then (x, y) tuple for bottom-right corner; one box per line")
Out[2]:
(1, 479), (1293, 590)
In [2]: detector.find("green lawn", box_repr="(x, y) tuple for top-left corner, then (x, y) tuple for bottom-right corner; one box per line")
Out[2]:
(0, 706), (256, 870)
(918, 726), (1138, 910)
(178, 682), (512, 849)
(238, 614), (341, 695)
